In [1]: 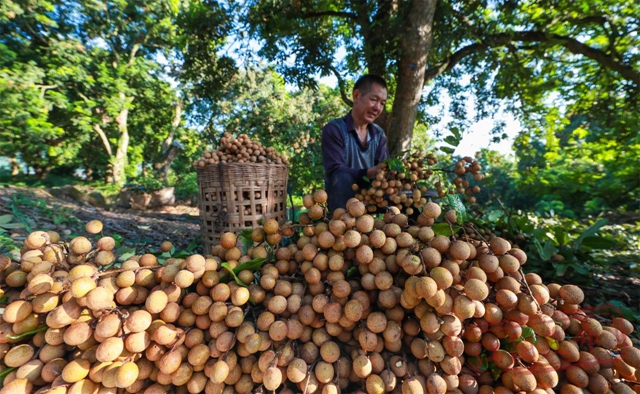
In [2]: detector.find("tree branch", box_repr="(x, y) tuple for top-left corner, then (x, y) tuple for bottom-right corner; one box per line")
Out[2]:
(93, 124), (113, 157)
(329, 66), (353, 107)
(300, 11), (357, 20)
(424, 42), (488, 83)
(36, 85), (58, 99)
(424, 31), (640, 85)
(127, 43), (141, 67)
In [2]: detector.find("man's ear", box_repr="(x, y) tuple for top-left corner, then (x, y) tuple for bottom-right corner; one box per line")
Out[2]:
(352, 89), (361, 102)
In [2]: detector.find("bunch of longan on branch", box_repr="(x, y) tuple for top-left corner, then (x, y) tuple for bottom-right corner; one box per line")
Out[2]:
(352, 151), (486, 213)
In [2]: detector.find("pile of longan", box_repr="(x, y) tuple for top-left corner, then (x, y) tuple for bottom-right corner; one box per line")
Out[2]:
(0, 191), (638, 394)
(193, 133), (288, 168)
(352, 152), (485, 214)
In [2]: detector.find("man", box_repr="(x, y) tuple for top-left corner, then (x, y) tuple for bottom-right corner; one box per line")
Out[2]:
(321, 74), (390, 213)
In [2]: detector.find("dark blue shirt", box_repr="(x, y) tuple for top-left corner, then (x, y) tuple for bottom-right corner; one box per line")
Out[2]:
(321, 112), (390, 183)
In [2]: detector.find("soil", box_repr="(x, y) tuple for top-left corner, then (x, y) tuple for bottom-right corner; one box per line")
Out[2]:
(0, 185), (203, 254)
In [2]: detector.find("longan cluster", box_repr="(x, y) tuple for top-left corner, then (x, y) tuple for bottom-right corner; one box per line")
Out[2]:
(0, 194), (638, 394)
(193, 133), (288, 168)
(352, 152), (485, 213)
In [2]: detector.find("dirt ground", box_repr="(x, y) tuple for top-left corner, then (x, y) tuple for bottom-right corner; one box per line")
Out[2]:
(0, 185), (203, 254)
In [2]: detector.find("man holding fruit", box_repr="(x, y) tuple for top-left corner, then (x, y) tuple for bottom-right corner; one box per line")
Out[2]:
(321, 74), (390, 213)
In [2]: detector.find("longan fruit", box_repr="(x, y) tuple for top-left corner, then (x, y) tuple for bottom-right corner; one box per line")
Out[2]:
(85, 220), (104, 235)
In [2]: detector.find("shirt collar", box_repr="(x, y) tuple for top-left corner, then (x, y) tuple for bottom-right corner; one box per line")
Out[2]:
(345, 112), (379, 136)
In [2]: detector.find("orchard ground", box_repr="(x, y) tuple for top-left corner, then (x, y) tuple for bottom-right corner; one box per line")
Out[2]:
(0, 185), (638, 343)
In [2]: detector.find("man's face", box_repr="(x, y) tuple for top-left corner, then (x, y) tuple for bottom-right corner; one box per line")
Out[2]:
(353, 83), (387, 124)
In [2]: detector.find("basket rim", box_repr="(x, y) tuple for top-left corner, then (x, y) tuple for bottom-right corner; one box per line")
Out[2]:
(195, 162), (289, 171)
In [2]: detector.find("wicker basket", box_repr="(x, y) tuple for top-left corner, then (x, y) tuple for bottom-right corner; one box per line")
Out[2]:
(196, 163), (289, 254)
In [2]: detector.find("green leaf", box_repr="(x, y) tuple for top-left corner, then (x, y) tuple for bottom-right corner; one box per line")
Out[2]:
(487, 210), (503, 222)
(116, 246), (137, 262)
(186, 239), (199, 252)
(384, 158), (406, 173)
(239, 228), (254, 252)
(173, 250), (190, 258)
(450, 127), (461, 140)
(0, 367), (17, 387)
(431, 223), (460, 237)
(221, 262), (247, 287)
(443, 135), (459, 147)
(553, 227), (570, 246)
(533, 239), (556, 261)
(440, 146), (455, 154)
(446, 194), (467, 224)
(362, 176), (370, 182)
(219, 257), (267, 284)
(0, 215), (14, 225)
(0, 223), (25, 229)
(489, 362), (502, 381)
(573, 219), (608, 251)
(111, 234), (124, 247)
(5, 325), (48, 340)
(347, 266), (358, 278)
(554, 263), (569, 276)
(522, 326), (535, 338)
(580, 236), (616, 249)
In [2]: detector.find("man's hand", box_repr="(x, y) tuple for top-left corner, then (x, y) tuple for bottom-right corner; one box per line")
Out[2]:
(366, 163), (386, 179)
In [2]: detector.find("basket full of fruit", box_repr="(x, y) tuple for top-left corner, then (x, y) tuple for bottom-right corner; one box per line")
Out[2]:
(193, 134), (289, 253)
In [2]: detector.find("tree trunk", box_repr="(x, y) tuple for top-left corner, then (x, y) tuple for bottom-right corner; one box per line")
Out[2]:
(387, 0), (437, 156)
(111, 92), (130, 186)
(9, 158), (20, 177)
(155, 101), (183, 185)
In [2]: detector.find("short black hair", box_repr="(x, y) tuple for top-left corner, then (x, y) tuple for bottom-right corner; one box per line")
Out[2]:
(353, 74), (387, 95)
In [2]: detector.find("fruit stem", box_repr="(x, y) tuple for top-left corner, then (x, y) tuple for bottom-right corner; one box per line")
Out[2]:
(92, 265), (163, 278)
(517, 267), (541, 313)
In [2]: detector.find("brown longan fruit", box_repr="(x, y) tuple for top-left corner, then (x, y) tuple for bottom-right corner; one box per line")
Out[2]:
(287, 358), (308, 383)
(85, 287), (114, 311)
(264, 366), (283, 391)
(85, 220), (104, 235)
(313, 189), (328, 203)
(263, 219), (279, 235)
(145, 290), (168, 314)
(95, 337), (124, 363)
(25, 231), (49, 249)
(61, 358), (91, 383)
(220, 232), (237, 249)
(366, 312), (388, 334)
(69, 236), (92, 255)
(352, 354), (373, 379)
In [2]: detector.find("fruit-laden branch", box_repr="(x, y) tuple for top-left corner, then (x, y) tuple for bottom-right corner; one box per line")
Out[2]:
(424, 31), (640, 85)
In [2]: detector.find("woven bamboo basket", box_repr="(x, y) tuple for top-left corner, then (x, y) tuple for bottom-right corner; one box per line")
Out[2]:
(196, 162), (289, 254)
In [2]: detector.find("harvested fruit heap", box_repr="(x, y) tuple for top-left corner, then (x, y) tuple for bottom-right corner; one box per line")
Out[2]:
(193, 133), (289, 167)
(0, 194), (639, 394)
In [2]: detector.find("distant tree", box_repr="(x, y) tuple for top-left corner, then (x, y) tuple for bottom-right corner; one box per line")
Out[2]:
(0, 0), (236, 185)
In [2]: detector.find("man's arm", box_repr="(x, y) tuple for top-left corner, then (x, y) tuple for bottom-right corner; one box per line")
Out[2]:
(322, 123), (368, 182)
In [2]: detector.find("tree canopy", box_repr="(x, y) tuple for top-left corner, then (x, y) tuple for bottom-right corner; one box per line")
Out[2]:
(240, 0), (639, 154)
